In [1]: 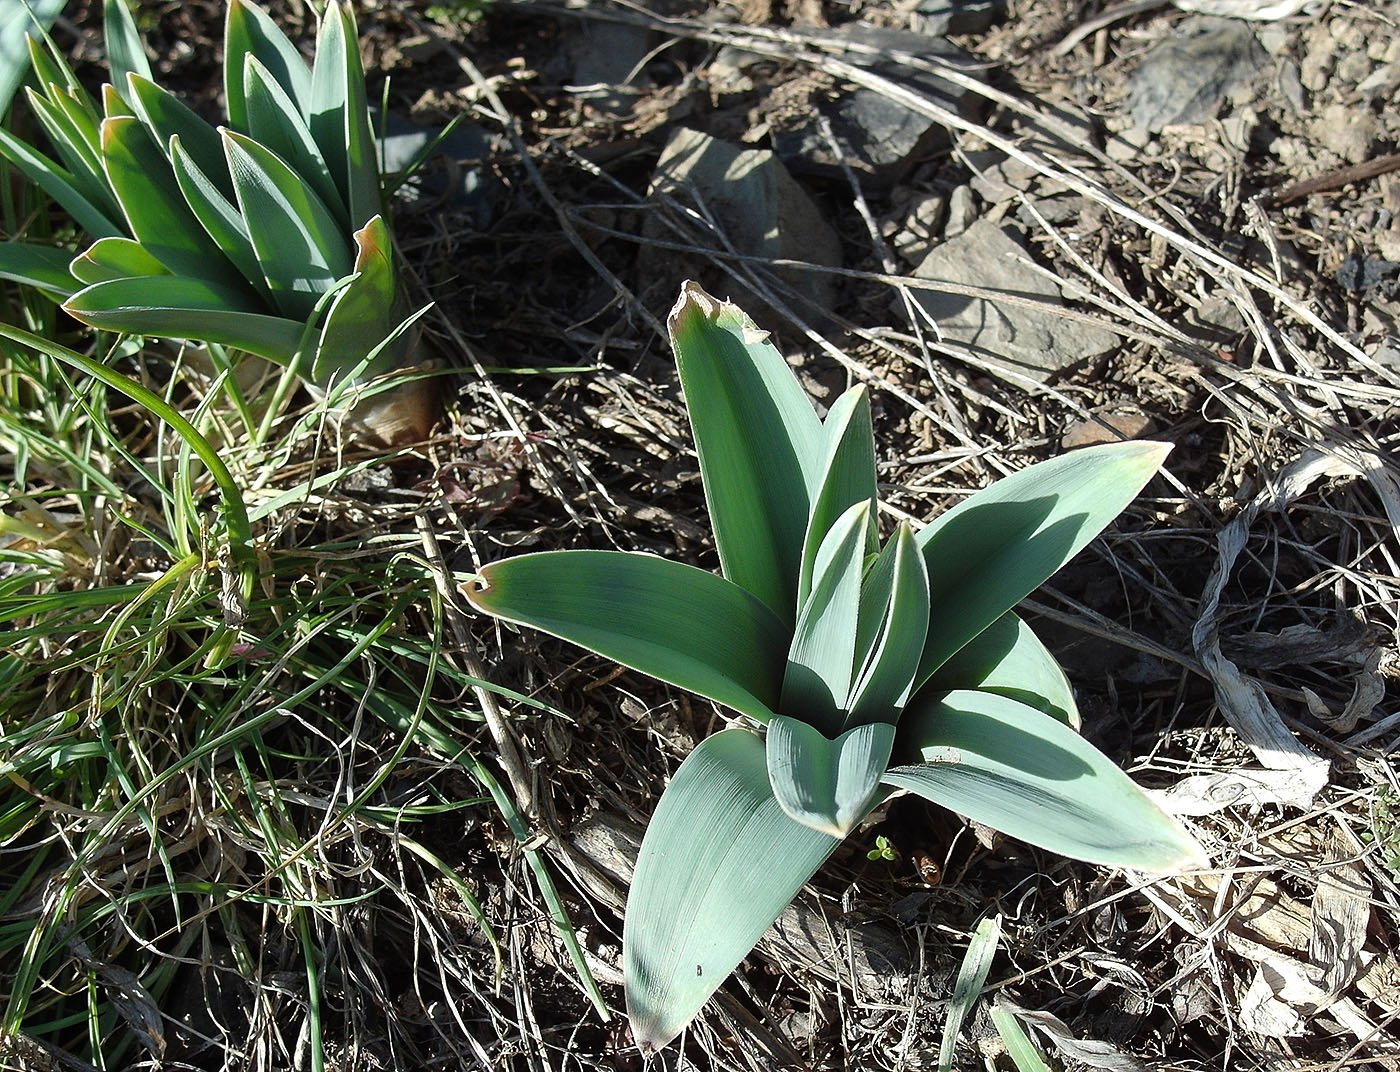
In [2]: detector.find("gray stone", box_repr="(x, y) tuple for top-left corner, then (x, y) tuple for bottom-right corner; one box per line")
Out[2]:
(645, 127), (842, 313)
(564, 20), (654, 114)
(944, 184), (977, 236)
(909, 0), (1001, 37)
(908, 219), (1119, 382)
(767, 23), (980, 186)
(1125, 16), (1268, 131)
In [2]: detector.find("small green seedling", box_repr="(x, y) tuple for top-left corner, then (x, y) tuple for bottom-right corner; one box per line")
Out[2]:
(466, 282), (1207, 1051)
(0, 0), (432, 439)
(867, 834), (897, 862)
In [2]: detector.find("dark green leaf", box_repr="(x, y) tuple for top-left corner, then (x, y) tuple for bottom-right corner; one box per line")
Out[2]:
(0, 242), (77, 300)
(224, 0), (312, 132)
(311, 214), (399, 383)
(103, 0), (152, 91)
(846, 522), (929, 728)
(242, 56), (346, 227)
(309, 0), (379, 227)
(69, 236), (168, 285)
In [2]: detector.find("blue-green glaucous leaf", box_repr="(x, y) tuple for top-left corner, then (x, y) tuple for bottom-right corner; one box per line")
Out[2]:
(312, 215), (400, 383)
(670, 282), (823, 622)
(103, 0), (152, 94)
(766, 716), (894, 835)
(464, 551), (787, 723)
(69, 236), (169, 285)
(169, 135), (273, 305)
(310, 0), (380, 229)
(914, 441), (1170, 686)
(224, 0), (313, 132)
(845, 522), (929, 728)
(64, 275), (304, 362)
(0, 0), (63, 118)
(926, 611), (1078, 728)
(0, 126), (122, 239)
(242, 56), (347, 228)
(884, 689), (1206, 872)
(0, 243), (78, 300)
(101, 116), (249, 292)
(126, 73), (233, 198)
(799, 386), (877, 609)
(222, 129), (353, 321)
(780, 500), (871, 738)
(625, 728), (841, 1052)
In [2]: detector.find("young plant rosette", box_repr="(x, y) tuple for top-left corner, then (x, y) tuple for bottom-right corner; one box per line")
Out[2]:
(0, 0), (433, 441)
(466, 282), (1207, 1051)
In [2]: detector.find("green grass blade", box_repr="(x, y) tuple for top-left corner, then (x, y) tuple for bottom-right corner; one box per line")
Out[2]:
(223, 128), (353, 321)
(914, 441), (1170, 685)
(309, 0), (379, 227)
(991, 1002), (1054, 1072)
(465, 550), (788, 723)
(846, 522), (929, 727)
(224, 0), (313, 131)
(800, 386), (877, 608)
(0, 242), (76, 299)
(102, 0), (152, 90)
(311, 214), (398, 383)
(781, 500), (869, 737)
(765, 715), (893, 835)
(0, 125), (122, 238)
(64, 276), (303, 361)
(669, 281), (823, 622)
(625, 727), (841, 1051)
(69, 236), (169, 285)
(126, 73), (233, 198)
(926, 612), (1079, 728)
(939, 914), (1001, 1072)
(242, 55), (346, 226)
(885, 689), (1207, 872)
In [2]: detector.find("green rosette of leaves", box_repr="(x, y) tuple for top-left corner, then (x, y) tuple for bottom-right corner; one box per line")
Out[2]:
(0, 0), (431, 439)
(466, 281), (1207, 1051)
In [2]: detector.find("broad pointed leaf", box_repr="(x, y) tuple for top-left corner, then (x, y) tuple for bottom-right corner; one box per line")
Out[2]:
(309, 0), (380, 228)
(799, 385), (877, 609)
(0, 127), (121, 238)
(465, 550), (788, 723)
(224, 0), (312, 132)
(126, 74), (232, 198)
(24, 87), (109, 207)
(846, 522), (929, 727)
(780, 500), (869, 737)
(103, 0), (152, 91)
(766, 715), (893, 835)
(243, 56), (346, 227)
(64, 276), (304, 361)
(669, 282), (823, 622)
(101, 116), (247, 290)
(0, 0), (63, 118)
(884, 689), (1206, 872)
(914, 441), (1170, 685)
(0, 243), (77, 300)
(312, 215), (399, 383)
(625, 728), (841, 1051)
(169, 135), (272, 304)
(925, 612), (1078, 728)
(222, 129), (352, 321)
(69, 236), (169, 285)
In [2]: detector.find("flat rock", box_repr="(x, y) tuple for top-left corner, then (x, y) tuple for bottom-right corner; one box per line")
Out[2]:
(645, 127), (842, 313)
(908, 219), (1119, 382)
(908, 0), (1001, 36)
(1125, 16), (1268, 131)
